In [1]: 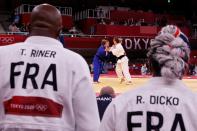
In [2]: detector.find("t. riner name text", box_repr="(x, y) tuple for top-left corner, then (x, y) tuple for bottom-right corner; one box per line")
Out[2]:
(30, 49), (56, 58)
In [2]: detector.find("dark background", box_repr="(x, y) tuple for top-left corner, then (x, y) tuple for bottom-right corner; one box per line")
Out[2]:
(0, 0), (196, 19)
(0, 0), (196, 64)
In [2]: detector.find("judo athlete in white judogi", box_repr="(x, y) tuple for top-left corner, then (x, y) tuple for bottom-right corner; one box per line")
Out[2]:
(0, 4), (100, 131)
(109, 37), (132, 84)
(100, 25), (197, 131)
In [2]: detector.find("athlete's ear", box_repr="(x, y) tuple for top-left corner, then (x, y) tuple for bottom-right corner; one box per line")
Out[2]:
(56, 26), (62, 38)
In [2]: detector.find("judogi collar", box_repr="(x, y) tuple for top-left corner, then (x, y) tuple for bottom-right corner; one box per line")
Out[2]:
(25, 36), (63, 47)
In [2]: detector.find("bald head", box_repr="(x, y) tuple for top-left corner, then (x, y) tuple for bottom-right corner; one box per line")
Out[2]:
(100, 86), (115, 98)
(29, 3), (62, 38)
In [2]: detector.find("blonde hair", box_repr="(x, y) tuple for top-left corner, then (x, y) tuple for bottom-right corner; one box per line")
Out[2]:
(101, 39), (109, 45)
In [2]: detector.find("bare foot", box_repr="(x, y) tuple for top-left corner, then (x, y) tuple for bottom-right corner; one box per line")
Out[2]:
(120, 78), (125, 84)
(126, 81), (132, 85)
(93, 81), (100, 84)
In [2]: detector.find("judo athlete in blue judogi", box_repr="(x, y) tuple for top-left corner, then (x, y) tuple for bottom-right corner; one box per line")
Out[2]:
(93, 39), (110, 83)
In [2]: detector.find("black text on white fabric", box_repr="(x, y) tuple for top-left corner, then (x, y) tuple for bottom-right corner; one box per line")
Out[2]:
(10, 61), (57, 91)
(127, 111), (186, 131)
(136, 95), (179, 106)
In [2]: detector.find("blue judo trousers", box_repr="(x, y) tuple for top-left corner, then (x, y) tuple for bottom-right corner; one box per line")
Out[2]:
(93, 45), (108, 82)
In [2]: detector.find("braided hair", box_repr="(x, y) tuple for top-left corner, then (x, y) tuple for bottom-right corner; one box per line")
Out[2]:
(147, 25), (190, 80)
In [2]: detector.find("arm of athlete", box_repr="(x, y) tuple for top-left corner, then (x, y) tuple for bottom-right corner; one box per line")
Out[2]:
(72, 56), (100, 131)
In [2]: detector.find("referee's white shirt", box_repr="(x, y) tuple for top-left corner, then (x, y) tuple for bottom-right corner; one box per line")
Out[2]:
(99, 77), (197, 131)
(0, 36), (100, 131)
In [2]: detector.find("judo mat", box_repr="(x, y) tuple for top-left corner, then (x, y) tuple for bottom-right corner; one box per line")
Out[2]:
(93, 74), (197, 95)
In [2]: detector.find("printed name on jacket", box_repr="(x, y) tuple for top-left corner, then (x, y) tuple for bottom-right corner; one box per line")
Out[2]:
(10, 48), (57, 91)
(127, 95), (185, 131)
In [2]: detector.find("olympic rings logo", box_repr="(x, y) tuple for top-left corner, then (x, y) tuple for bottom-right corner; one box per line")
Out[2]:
(35, 104), (48, 112)
(0, 37), (15, 44)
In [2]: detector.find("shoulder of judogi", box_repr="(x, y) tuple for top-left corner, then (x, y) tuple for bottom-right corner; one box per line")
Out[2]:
(111, 85), (148, 111)
(116, 43), (123, 48)
(111, 77), (196, 112)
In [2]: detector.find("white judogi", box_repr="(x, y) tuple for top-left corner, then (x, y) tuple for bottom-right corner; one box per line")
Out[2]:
(0, 36), (100, 131)
(110, 43), (131, 82)
(99, 77), (197, 131)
